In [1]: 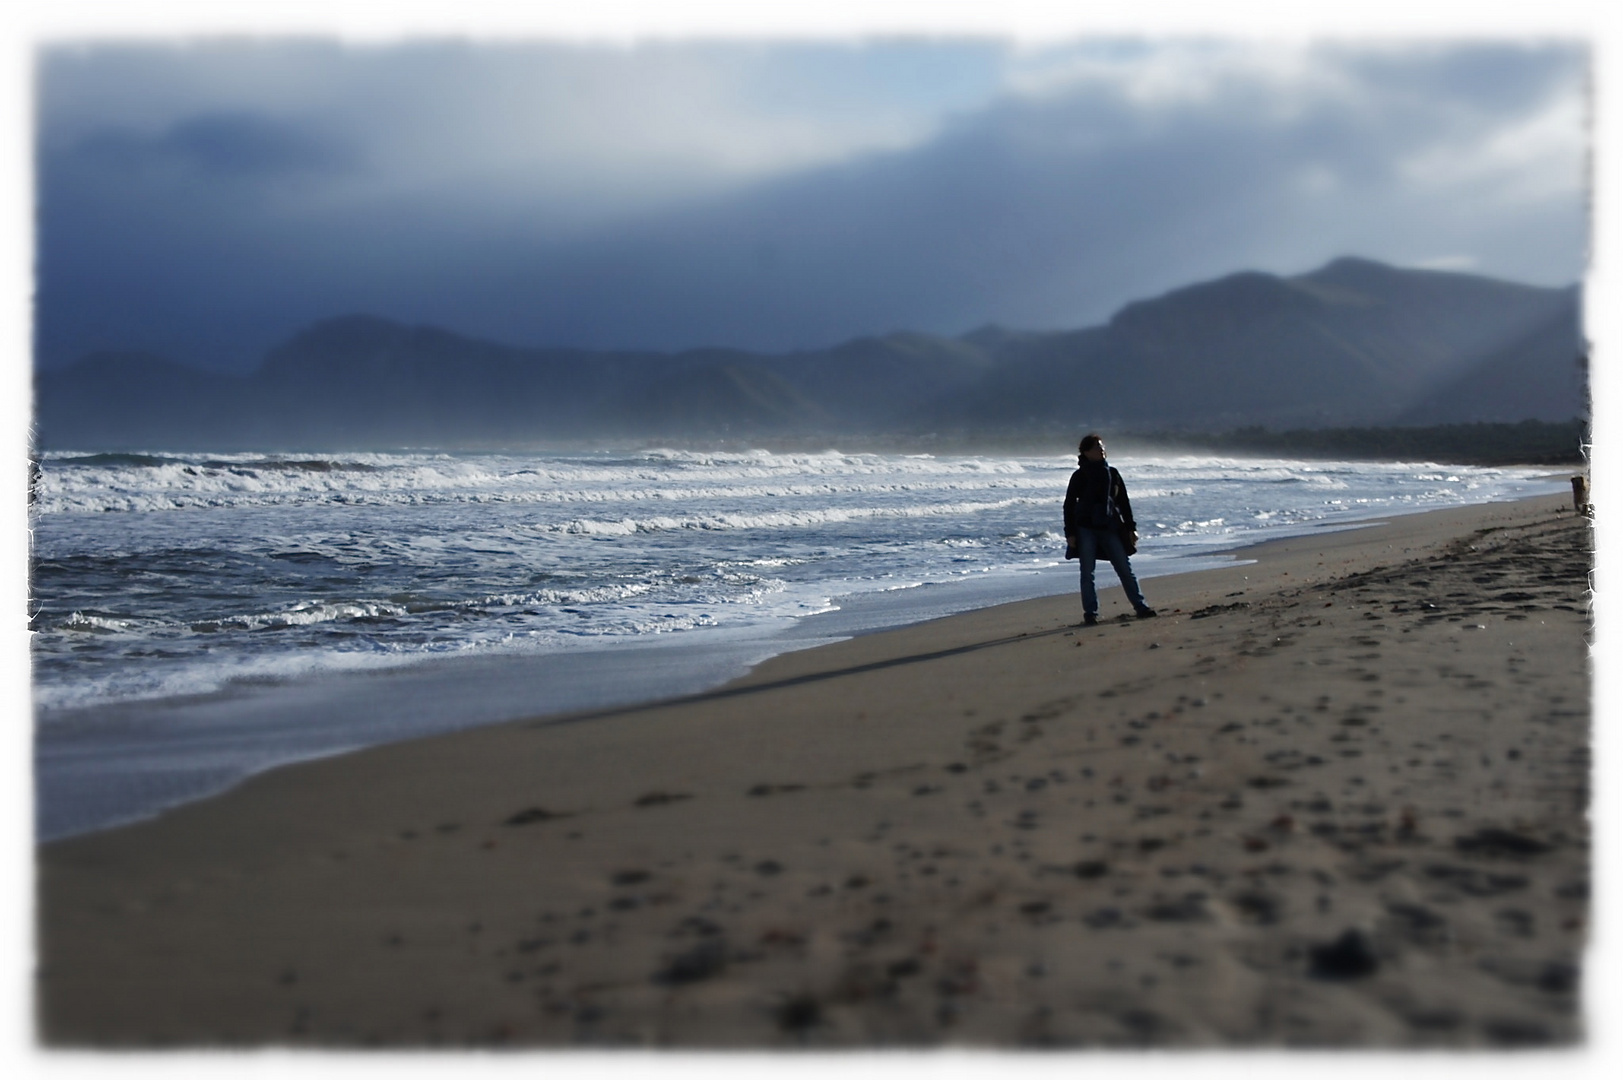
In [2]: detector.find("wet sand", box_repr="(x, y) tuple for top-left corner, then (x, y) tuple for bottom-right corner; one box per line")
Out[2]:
(37, 494), (1592, 1047)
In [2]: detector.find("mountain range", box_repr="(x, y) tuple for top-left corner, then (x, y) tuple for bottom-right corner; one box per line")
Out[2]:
(33, 256), (1585, 450)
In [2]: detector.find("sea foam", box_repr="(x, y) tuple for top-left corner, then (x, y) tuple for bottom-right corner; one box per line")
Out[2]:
(31, 448), (1567, 714)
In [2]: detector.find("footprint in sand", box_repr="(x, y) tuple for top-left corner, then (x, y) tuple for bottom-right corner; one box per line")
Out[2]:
(504, 807), (569, 826)
(747, 783), (805, 797)
(653, 939), (729, 985)
(634, 792), (692, 808)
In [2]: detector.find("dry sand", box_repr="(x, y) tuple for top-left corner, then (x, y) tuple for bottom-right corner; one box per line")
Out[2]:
(37, 494), (1592, 1048)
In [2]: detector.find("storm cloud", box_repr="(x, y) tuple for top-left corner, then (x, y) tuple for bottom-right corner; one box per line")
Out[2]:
(36, 38), (1587, 371)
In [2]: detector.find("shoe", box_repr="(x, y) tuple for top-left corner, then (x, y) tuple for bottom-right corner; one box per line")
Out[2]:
(1134, 607), (1158, 619)
(1082, 614), (1098, 626)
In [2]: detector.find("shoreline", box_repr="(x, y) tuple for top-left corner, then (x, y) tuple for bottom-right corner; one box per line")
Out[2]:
(30, 545), (1171, 843)
(36, 491), (1593, 1046)
(34, 487), (1568, 842)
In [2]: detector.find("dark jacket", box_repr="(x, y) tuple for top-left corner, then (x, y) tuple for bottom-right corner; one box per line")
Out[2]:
(1064, 460), (1136, 536)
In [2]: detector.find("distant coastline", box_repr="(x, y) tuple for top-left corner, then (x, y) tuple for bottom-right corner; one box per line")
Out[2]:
(1131, 418), (1589, 468)
(472, 418), (1590, 467)
(27, 418), (1588, 470)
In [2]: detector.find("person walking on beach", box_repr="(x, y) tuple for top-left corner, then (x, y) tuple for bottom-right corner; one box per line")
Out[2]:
(1064, 434), (1156, 627)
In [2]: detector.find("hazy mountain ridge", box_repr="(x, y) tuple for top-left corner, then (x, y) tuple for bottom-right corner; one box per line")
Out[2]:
(34, 257), (1585, 450)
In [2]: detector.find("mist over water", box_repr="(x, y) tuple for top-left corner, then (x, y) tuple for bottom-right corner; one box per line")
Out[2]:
(31, 446), (1566, 715)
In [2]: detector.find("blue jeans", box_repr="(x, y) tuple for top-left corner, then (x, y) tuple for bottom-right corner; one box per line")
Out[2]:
(1077, 527), (1147, 617)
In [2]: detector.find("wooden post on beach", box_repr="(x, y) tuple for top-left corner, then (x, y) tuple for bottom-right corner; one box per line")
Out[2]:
(1571, 475), (1591, 516)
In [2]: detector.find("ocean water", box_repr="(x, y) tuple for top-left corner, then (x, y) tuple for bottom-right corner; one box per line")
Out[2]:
(30, 447), (1567, 838)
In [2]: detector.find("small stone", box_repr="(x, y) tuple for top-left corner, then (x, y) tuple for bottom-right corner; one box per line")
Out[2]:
(1308, 929), (1378, 979)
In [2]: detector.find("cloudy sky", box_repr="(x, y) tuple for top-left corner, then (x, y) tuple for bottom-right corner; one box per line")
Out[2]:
(35, 35), (1588, 371)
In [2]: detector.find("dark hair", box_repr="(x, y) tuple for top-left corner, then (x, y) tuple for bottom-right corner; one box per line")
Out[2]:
(1078, 433), (1103, 453)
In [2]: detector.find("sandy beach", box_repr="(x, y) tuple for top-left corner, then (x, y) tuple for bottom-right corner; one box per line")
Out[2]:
(36, 493), (1591, 1047)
